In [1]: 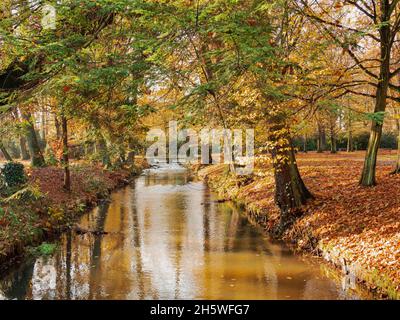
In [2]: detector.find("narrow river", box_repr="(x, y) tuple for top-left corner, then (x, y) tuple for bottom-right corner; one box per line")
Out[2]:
(0, 166), (370, 300)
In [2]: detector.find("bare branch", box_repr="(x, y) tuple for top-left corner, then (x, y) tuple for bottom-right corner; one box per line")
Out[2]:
(344, 1), (375, 21)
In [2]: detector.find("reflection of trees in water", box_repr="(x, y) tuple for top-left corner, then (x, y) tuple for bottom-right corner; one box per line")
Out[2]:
(31, 257), (57, 299)
(0, 260), (35, 299)
(175, 185), (204, 299)
(302, 278), (336, 299)
(130, 186), (145, 299)
(171, 194), (184, 300)
(143, 171), (189, 187)
(65, 231), (72, 299)
(213, 202), (279, 299)
(0, 171), (366, 300)
(135, 180), (187, 298)
(88, 202), (109, 299)
(201, 188), (212, 295)
(132, 172), (214, 299)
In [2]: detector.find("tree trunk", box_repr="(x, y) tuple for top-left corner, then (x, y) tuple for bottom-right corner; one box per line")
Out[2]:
(360, 23), (391, 186)
(112, 136), (126, 166)
(346, 109), (354, 152)
(347, 125), (354, 152)
(321, 125), (326, 150)
(391, 118), (400, 174)
(97, 134), (111, 168)
(41, 109), (47, 149)
(269, 119), (313, 231)
(21, 111), (45, 167)
(61, 116), (71, 191)
(360, 122), (383, 186)
(317, 123), (325, 153)
(54, 114), (62, 140)
(10, 110), (30, 160)
(330, 134), (337, 154)
(0, 141), (13, 161)
(19, 136), (30, 160)
(126, 139), (136, 165)
(330, 120), (337, 154)
(303, 134), (307, 153)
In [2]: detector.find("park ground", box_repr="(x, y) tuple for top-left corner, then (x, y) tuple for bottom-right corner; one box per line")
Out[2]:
(198, 150), (400, 299)
(0, 159), (148, 271)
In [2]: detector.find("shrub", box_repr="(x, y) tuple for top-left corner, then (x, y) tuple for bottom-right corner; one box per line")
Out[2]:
(295, 131), (398, 152)
(292, 137), (317, 152)
(380, 132), (397, 149)
(2, 185), (43, 205)
(38, 243), (57, 256)
(48, 205), (65, 222)
(44, 147), (59, 166)
(0, 162), (27, 188)
(85, 175), (108, 196)
(28, 242), (58, 257)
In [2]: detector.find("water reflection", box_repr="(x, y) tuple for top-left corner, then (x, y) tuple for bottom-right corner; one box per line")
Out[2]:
(0, 169), (369, 300)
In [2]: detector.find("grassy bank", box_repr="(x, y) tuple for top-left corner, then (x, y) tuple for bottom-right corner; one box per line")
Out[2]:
(0, 159), (148, 271)
(198, 150), (400, 299)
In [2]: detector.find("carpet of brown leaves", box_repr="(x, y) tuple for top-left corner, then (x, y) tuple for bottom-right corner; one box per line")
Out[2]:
(27, 164), (130, 208)
(294, 151), (400, 296)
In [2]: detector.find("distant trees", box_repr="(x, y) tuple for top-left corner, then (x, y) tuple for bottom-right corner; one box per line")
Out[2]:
(295, 0), (400, 185)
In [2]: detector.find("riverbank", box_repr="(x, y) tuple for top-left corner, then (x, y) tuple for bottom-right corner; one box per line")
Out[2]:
(1, 164), (370, 300)
(197, 150), (400, 299)
(0, 159), (148, 272)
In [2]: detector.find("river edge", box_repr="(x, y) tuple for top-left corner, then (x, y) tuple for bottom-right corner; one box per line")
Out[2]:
(0, 160), (149, 275)
(1, 161), (396, 299)
(196, 164), (399, 300)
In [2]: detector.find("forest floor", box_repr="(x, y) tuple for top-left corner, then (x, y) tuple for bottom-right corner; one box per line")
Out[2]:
(0, 159), (148, 271)
(198, 150), (400, 299)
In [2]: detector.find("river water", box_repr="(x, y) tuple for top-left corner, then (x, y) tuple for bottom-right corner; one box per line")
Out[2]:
(0, 166), (370, 300)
